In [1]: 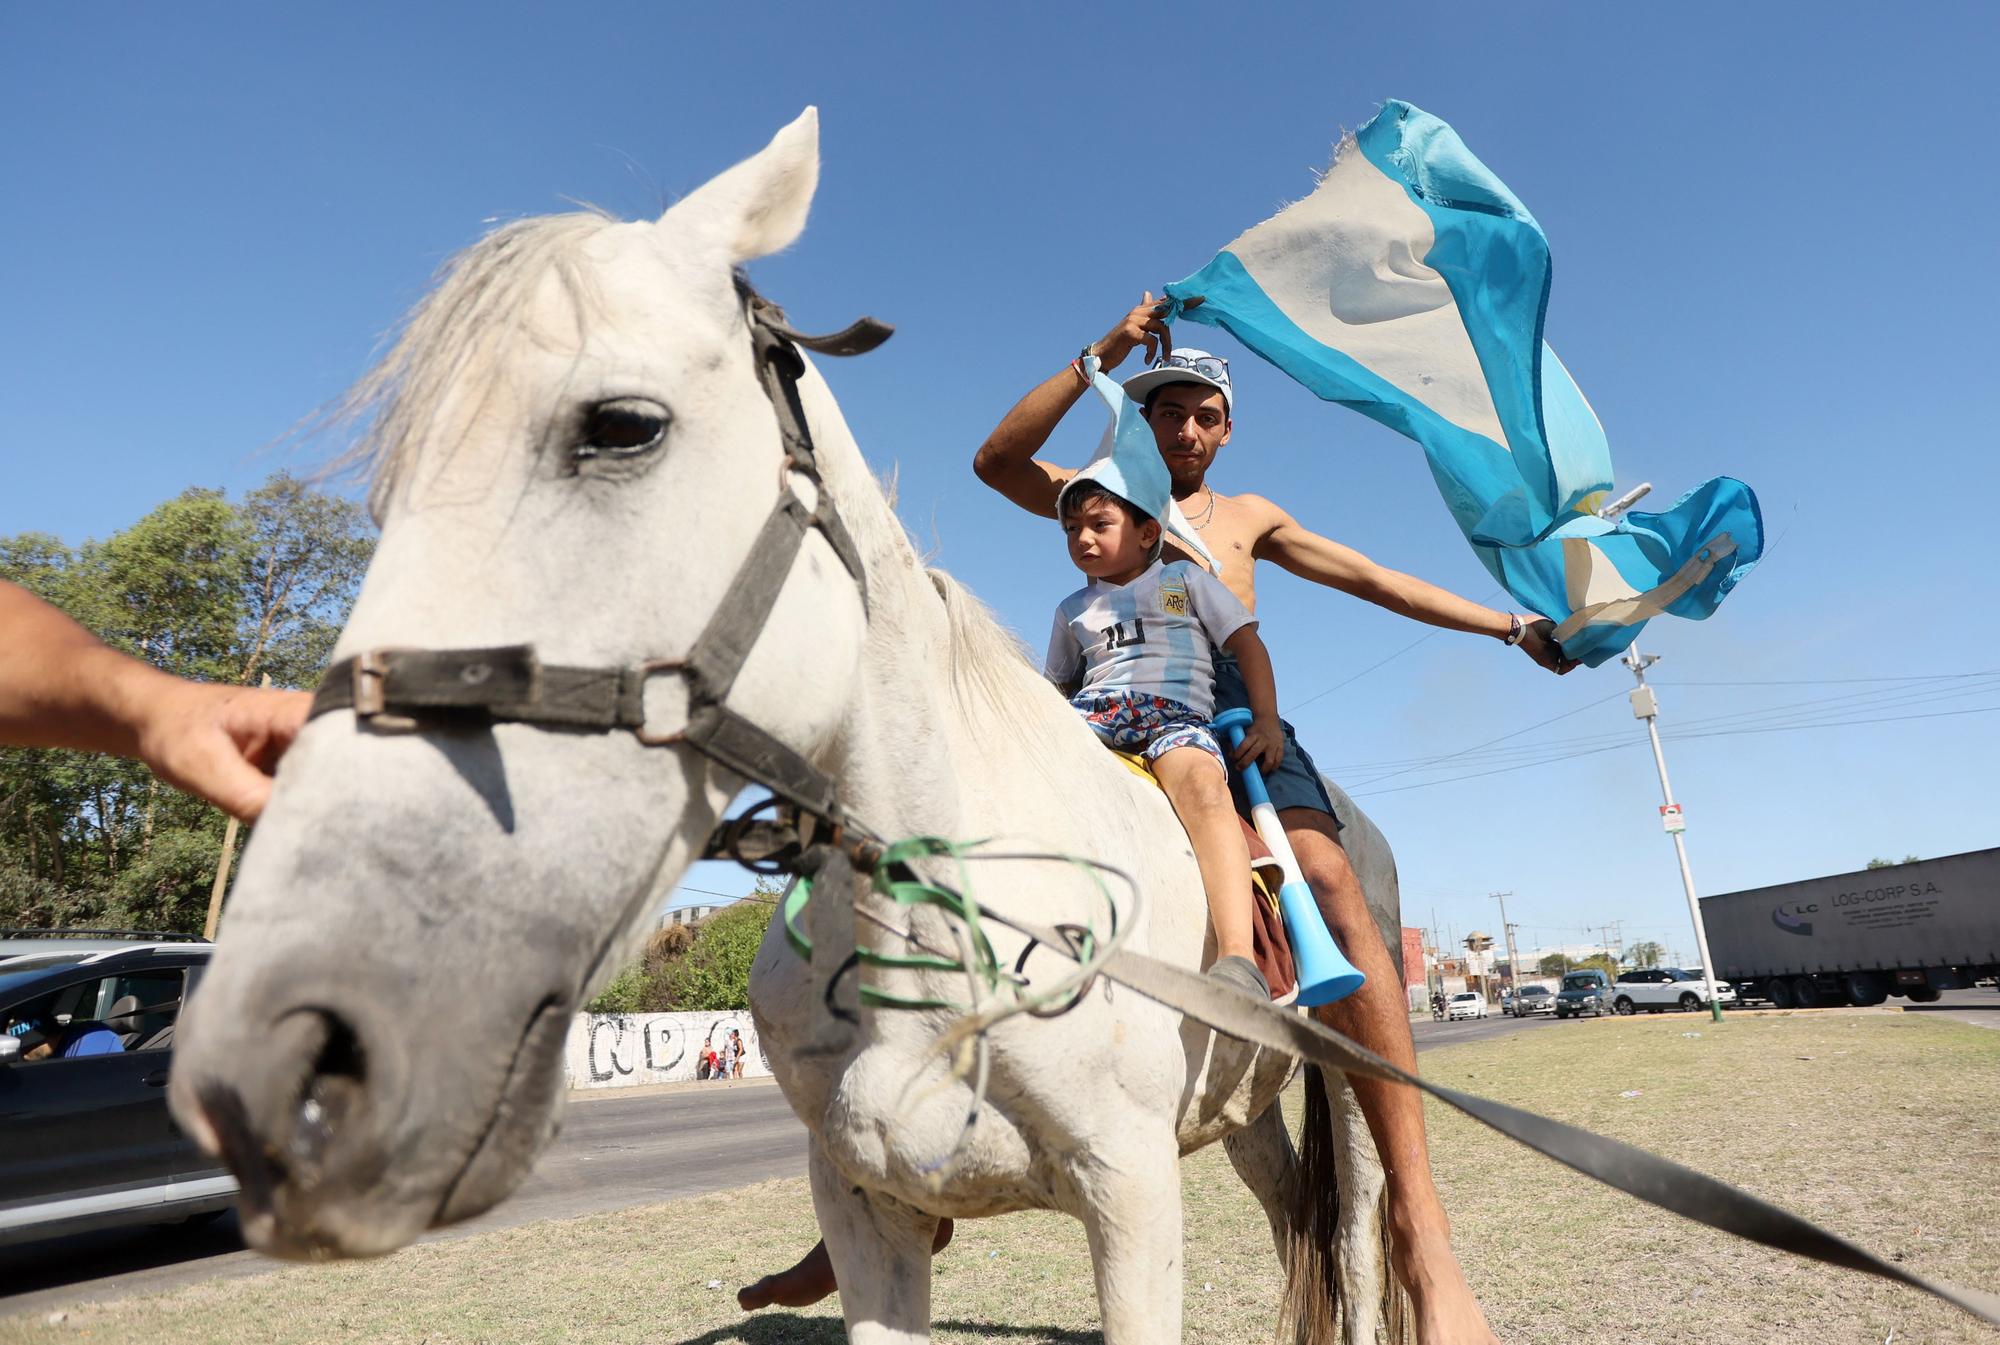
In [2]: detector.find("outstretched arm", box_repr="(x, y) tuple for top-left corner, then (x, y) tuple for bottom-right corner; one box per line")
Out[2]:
(0, 580), (311, 819)
(1253, 503), (1575, 674)
(972, 294), (1175, 518)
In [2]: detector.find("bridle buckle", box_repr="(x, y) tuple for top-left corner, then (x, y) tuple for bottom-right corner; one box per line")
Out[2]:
(632, 657), (693, 746)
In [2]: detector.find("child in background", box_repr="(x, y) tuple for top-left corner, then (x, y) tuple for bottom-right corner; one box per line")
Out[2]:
(1044, 477), (1284, 999)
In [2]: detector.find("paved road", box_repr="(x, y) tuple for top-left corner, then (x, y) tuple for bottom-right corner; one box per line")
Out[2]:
(8, 989), (1992, 1319)
(0, 1077), (807, 1321)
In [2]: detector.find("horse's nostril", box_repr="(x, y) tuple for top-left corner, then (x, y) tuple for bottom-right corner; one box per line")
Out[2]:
(285, 1010), (370, 1181)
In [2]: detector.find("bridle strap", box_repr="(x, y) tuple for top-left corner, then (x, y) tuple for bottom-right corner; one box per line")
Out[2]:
(308, 288), (891, 842)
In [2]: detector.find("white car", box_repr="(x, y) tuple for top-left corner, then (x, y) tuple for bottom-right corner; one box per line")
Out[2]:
(1610, 967), (1739, 1014)
(1444, 992), (1489, 1020)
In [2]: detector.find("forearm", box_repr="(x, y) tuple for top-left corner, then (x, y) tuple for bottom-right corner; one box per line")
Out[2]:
(971, 364), (1089, 506)
(1223, 630), (1280, 722)
(1363, 568), (1511, 639)
(0, 583), (169, 757)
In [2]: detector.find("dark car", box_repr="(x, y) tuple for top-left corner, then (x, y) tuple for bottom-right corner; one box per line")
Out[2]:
(0, 932), (234, 1244)
(1553, 969), (1613, 1018)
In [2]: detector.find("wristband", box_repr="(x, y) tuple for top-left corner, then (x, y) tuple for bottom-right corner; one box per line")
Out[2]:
(1503, 613), (1526, 646)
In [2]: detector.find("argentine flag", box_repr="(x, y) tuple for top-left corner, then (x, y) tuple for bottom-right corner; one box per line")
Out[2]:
(1161, 100), (1761, 667)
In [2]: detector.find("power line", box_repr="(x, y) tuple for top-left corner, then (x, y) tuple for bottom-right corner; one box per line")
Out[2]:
(1348, 702), (2000, 798)
(1283, 589), (1504, 716)
(1327, 672), (2000, 778)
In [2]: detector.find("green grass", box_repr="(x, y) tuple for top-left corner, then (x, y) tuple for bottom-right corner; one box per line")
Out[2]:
(6, 1012), (1995, 1344)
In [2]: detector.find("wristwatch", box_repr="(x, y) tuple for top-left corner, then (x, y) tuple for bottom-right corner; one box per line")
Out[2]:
(1503, 613), (1527, 646)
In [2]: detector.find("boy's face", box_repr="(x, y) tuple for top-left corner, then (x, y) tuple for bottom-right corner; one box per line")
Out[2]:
(1063, 496), (1159, 582)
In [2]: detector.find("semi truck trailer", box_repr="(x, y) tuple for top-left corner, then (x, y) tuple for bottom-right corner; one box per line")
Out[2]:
(1700, 848), (2000, 1008)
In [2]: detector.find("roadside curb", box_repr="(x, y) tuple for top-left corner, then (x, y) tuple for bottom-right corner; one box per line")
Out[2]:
(567, 1074), (781, 1104)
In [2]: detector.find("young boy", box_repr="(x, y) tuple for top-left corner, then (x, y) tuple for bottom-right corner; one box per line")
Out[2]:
(1043, 478), (1286, 998)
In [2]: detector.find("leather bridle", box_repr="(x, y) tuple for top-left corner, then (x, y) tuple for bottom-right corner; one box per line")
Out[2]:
(309, 289), (893, 851)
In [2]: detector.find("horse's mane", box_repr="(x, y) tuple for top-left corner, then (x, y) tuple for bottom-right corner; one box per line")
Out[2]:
(330, 211), (618, 518)
(924, 568), (1079, 781)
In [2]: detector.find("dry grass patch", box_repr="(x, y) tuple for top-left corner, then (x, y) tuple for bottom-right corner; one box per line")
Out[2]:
(4, 1012), (1994, 1344)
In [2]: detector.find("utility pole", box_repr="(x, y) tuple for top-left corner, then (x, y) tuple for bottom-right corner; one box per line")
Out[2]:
(1623, 644), (1725, 1023)
(1491, 892), (1522, 1007)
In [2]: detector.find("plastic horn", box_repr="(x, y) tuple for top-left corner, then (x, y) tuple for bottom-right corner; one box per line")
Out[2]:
(1211, 708), (1365, 1007)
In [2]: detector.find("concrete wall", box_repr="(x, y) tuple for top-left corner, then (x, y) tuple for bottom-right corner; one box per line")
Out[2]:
(563, 1010), (771, 1090)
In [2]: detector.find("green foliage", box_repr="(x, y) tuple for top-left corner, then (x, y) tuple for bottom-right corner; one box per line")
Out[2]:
(1625, 940), (1665, 969)
(583, 884), (784, 1015)
(1570, 954), (1620, 979)
(0, 474), (373, 935)
(656, 900), (772, 1011)
(583, 963), (647, 1015)
(1865, 855), (1920, 870)
(1536, 952), (1571, 977)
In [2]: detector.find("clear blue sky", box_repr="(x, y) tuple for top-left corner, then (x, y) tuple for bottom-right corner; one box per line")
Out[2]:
(5, 4), (1995, 958)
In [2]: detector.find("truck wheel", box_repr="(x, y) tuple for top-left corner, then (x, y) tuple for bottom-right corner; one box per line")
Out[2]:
(1906, 986), (1942, 1003)
(1792, 977), (1820, 1008)
(1767, 980), (1794, 1009)
(1844, 973), (1888, 1007)
(1613, 996), (1635, 1015)
(1678, 992), (1701, 1012)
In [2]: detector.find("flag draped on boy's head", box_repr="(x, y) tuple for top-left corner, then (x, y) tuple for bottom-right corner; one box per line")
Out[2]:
(1057, 355), (1220, 574)
(1157, 99), (1761, 666)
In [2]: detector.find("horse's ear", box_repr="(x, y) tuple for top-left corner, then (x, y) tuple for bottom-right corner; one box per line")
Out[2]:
(663, 107), (819, 264)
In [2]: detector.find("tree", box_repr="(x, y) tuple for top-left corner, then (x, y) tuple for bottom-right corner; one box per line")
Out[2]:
(1536, 952), (1571, 978)
(0, 475), (373, 935)
(1865, 855), (1920, 870)
(657, 898), (775, 1011)
(1626, 941), (1665, 969)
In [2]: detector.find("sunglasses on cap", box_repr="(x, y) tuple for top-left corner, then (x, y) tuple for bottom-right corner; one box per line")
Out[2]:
(1152, 353), (1229, 381)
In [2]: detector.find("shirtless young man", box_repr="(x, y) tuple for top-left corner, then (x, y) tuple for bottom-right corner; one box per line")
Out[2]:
(740, 298), (1573, 1341)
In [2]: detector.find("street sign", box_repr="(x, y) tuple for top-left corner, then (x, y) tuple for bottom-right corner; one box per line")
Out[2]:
(1660, 803), (1685, 834)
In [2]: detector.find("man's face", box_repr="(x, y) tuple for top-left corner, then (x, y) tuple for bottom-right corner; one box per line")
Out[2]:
(1062, 497), (1159, 581)
(1142, 384), (1231, 492)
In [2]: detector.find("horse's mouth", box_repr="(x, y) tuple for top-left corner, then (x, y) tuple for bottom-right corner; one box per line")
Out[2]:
(199, 996), (572, 1261)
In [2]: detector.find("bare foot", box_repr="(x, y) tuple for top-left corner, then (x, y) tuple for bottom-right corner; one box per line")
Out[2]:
(1392, 1214), (1499, 1345)
(737, 1218), (954, 1312)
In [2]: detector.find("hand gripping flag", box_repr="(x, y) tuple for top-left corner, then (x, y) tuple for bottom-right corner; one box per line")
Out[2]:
(1159, 100), (1761, 666)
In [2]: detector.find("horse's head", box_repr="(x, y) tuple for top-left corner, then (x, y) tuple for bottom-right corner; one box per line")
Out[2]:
(169, 109), (875, 1258)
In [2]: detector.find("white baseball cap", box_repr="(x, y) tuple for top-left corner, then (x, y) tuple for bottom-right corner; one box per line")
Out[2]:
(1121, 349), (1233, 415)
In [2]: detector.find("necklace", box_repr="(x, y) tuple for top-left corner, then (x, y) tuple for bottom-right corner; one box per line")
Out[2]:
(1186, 485), (1218, 530)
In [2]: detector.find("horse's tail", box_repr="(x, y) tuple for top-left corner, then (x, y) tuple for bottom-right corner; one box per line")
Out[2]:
(1281, 1064), (1412, 1344)
(1280, 1063), (1343, 1343)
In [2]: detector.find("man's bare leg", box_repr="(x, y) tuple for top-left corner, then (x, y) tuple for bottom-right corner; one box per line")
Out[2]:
(738, 1217), (954, 1310)
(1281, 806), (1499, 1345)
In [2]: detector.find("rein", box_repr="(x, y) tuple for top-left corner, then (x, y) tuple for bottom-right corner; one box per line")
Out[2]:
(303, 291), (1999, 1330)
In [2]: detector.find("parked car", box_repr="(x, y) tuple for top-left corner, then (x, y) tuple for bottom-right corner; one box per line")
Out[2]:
(1554, 969), (1614, 1018)
(1509, 984), (1557, 1017)
(1610, 967), (1739, 1015)
(1444, 992), (1488, 1021)
(0, 931), (235, 1245)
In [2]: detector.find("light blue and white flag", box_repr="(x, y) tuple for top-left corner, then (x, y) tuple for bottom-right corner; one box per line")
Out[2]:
(1160, 100), (1761, 666)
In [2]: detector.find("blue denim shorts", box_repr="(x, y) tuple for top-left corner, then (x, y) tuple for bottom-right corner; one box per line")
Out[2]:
(1211, 653), (1344, 830)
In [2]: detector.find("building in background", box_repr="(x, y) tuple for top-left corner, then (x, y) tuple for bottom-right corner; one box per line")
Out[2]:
(661, 902), (727, 928)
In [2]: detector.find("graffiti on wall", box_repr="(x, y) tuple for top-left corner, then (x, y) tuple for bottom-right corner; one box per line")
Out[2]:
(563, 1010), (769, 1089)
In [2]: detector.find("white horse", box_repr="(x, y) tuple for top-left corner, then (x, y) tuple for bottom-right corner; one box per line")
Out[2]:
(170, 110), (1409, 1344)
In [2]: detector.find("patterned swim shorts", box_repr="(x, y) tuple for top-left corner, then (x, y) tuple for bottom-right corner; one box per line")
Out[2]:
(1069, 691), (1227, 776)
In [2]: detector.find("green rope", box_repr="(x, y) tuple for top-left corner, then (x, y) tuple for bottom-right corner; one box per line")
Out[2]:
(780, 835), (1110, 1015)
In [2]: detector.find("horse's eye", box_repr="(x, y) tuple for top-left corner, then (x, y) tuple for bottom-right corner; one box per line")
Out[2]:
(574, 399), (671, 461)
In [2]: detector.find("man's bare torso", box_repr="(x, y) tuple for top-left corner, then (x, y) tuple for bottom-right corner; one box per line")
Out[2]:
(1162, 486), (1279, 613)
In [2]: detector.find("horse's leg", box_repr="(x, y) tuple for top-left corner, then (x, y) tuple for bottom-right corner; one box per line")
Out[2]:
(1223, 1099), (1295, 1261)
(738, 1221), (954, 1311)
(1076, 1126), (1185, 1344)
(809, 1146), (939, 1345)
